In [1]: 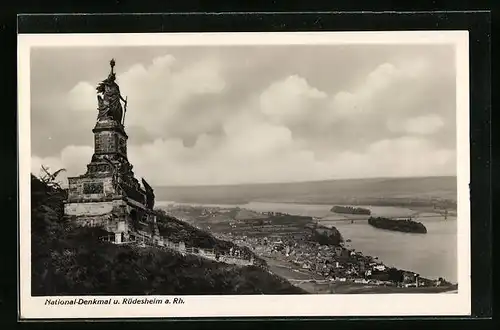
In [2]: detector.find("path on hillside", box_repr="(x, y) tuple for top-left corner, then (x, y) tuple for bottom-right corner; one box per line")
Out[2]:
(99, 232), (255, 267)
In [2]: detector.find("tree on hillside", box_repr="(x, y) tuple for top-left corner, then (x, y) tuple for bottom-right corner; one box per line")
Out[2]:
(39, 165), (66, 190)
(387, 267), (404, 283)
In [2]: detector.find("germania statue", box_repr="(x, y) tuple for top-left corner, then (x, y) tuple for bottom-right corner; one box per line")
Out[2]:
(96, 59), (127, 124)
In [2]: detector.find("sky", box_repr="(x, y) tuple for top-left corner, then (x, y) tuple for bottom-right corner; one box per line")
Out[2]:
(30, 44), (457, 187)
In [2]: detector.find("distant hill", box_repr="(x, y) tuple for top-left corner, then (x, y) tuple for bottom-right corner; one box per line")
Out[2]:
(153, 176), (457, 208)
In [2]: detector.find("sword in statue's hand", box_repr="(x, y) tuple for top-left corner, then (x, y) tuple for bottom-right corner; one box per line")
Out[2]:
(122, 96), (128, 126)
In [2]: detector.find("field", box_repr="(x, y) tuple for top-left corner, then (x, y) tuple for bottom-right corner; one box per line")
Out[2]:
(163, 206), (318, 240)
(153, 176), (457, 209)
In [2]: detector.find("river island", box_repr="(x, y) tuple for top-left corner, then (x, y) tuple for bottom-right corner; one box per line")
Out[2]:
(368, 217), (428, 234)
(331, 205), (371, 215)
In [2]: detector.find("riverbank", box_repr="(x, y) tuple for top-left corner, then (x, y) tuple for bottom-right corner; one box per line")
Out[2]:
(262, 256), (457, 294)
(300, 281), (458, 294)
(160, 203), (457, 293)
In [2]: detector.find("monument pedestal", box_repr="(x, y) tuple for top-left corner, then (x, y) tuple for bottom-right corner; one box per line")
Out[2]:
(64, 116), (157, 241)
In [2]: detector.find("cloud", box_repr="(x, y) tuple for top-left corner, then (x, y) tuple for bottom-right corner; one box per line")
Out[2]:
(387, 114), (445, 135)
(350, 136), (455, 178)
(31, 145), (93, 186)
(32, 134), (455, 188)
(255, 60), (440, 139)
(67, 82), (97, 112)
(259, 75), (327, 125)
(252, 59), (452, 156)
(65, 55), (226, 138)
(328, 61), (431, 121)
(31, 47), (457, 186)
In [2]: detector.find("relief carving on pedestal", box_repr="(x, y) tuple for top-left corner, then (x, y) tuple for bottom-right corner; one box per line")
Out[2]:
(83, 182), (104, 194)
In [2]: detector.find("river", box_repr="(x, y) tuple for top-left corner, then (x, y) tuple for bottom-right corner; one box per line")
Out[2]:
(157, 201), (457, 283)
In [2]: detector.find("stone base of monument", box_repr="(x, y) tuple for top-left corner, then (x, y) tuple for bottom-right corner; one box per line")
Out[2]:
(64, 199), (128, 231)
(63, 121), (159, 242)
(64, 197), (160, 243)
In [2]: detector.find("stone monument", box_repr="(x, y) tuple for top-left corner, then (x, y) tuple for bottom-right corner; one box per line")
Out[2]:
(64, 59), (159, 244)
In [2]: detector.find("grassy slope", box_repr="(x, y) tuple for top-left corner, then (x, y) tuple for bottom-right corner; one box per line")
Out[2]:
(31, 175), (305, 296)
(155, 209), (266, 265)
(153, 176), (457, 207)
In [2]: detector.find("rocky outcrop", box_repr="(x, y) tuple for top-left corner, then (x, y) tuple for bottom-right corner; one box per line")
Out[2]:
(312, 225), (344, 246)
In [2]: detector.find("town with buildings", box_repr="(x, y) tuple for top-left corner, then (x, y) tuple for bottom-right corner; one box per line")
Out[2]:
(161, 204), (455, 292)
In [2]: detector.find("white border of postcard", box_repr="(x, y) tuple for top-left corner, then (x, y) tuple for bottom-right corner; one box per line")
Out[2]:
(18, 31), (471, 319)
